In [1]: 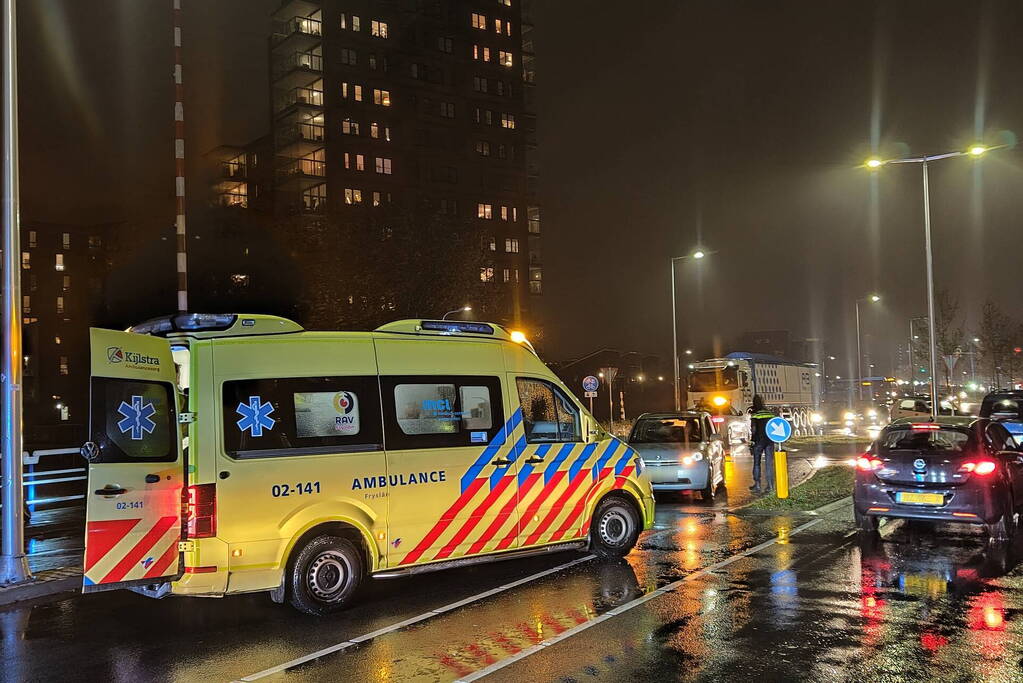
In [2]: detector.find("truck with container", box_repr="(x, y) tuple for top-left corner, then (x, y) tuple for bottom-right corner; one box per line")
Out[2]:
(685, 352), (822, 442)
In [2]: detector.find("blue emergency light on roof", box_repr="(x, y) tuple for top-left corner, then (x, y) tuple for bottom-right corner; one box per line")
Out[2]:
(130, 313), (237, 336)
(421, 321), (495, 335)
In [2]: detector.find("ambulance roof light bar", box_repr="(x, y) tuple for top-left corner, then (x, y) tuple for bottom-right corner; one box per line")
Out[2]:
(129, 313), (303, 337)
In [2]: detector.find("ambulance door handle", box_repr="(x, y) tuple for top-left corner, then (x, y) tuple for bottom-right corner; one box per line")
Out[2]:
(490, 458), (512, 466)
(95, 486), (127, 496)
(525, 456), (545, 464)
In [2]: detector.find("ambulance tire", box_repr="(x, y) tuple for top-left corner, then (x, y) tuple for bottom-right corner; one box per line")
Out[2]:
(288, 535), (364, 616)
(589, 496), (641, 558)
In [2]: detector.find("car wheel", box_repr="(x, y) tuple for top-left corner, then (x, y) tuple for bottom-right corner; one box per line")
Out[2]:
(988, 498), (1017, 544)
(590, 496), (641, 558)
(854, 508), (879, 534)
(287, 535), (364, 616)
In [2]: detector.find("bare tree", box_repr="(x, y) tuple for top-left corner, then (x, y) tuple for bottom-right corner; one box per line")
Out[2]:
(976, 300), (1012, 388)
(934, 289), (963, 391)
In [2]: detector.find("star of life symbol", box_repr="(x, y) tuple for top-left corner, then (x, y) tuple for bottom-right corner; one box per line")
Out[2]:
(117, 395), (157, 441)
(237, 396), (276, 437)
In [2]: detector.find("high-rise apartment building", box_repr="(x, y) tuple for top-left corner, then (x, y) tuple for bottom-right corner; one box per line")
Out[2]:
(257, 0), (540, 327)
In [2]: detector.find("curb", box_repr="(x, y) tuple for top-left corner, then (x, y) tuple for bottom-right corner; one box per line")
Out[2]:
(0, 567), (81, 608)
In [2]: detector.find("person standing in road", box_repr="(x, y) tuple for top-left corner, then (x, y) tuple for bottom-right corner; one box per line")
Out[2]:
(748, 395), (776, 494)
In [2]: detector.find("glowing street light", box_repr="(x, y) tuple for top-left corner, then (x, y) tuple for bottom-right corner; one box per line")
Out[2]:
(863, 143), (1004, 412)
(692, 249), (706, 260)
(442, 305), (472, 320)
(670, 248), (710, 410)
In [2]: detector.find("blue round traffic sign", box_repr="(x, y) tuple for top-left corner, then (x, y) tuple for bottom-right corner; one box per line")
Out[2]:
(765, 416), (792, 443)
(582, 375), (600, 392)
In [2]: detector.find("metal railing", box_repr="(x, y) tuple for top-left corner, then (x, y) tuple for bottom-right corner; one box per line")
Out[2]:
(272, 51), (323, 81)
(0, 447), (84, 511)
(275, 86), (324, 113)
(272, 16), (322, 46)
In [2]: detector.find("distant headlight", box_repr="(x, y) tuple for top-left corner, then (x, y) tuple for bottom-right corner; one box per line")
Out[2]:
(810, 412), (823, 424)
(867, 409), (878, 418)
(843, 411), (856, 421)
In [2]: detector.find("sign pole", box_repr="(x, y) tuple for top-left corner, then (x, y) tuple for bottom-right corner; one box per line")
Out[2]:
(0, 0), (32, 586)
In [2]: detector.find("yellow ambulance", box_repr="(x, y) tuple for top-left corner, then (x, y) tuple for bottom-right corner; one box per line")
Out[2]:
(82, 314), (654, 614)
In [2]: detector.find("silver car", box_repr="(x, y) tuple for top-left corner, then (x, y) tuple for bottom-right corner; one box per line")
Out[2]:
(627, 412), (727, 499)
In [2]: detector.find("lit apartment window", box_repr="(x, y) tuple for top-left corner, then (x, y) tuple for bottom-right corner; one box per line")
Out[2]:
(302, 184), (326, 212)
(54, 335), (61, 345)
(22, 295), (29, 313)
(512, 207), (518, 222)
(344, 188), (363, 205)
(374, 89), (391, 106)
(495, 19), (504, 33)
(344, 153), (365, 171)
(471, 12), (487, 29)
(27, 230), (36, 247)
(372, 191), (382, 206)
(21, 252), (29, 269)
(342, 118), (360, 135)
(439, 101), (455, 118)
(505, 21), (513, 36)
(515, 269), (521, 283)
(473, 76), (488, 93)
(498, 51), (513, 67)
(341, 14), (361, 31)
(480, 267), (494, 282)
(476, 140), (490, 156)
(55, 254), (65, 271)
(56, 296), (64, 314)
(501, 113), (516, 129)
(375, 157), (392, 174)
(437, 36), (453, 53)
(483, 235), (496, 250)
(371, 20), (388, 38)
(505, 238), (519, 253)
(62, 232), (70, 249)
(341, 82), (363, 101)
(59, 356), (69, 376)
(485, 110), (494, 125)
(500, 206), (509, 220)
(499, 0), (511, 6)
(340, 48), (357, 66)
(473, 45), (491, 61)
(503, 268), (511, 283)
(62, 275), (70, 290)
(477, 203), (493, 219)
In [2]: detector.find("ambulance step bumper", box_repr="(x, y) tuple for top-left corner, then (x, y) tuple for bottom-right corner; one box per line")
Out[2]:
(373, 541), (588, 578)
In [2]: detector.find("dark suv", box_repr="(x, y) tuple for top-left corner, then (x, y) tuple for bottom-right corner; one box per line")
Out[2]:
(980, 390), (1023, 441)
(854, 416), (1023, 541)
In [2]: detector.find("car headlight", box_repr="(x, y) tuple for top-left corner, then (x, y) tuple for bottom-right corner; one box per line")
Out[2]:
(691, 452), (703, 461)
(867, 409), (877, 418)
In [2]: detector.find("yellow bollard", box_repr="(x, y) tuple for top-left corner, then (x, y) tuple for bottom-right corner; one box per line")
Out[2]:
(774, 450), (789, 499)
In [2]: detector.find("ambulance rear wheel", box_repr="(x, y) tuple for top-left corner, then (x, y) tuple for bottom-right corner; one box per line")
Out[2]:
(288, 535), (364, 616)
(590, 496), (640, 558)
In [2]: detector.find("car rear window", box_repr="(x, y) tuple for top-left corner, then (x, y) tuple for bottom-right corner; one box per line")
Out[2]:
(630, 418), (702, 444)
(880, 427), (971, 453)
(981, 396), (1023, 420)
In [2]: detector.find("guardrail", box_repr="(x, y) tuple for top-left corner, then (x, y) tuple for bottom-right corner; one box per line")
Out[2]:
(0, 447), (85, 511)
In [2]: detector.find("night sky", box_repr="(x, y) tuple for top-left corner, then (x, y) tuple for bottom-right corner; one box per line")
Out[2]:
(16, 0), (1023, 376)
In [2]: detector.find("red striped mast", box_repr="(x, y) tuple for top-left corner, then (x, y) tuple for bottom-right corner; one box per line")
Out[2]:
(172, 0), (187, 312)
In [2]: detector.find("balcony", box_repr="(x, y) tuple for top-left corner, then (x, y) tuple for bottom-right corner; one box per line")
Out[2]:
(276, 157), (326, 190)
(272, 51), (323, 90)
(277, 120), (325, 158)
(273, 0), (320, 21)
(275, 85), (324, 115)
(220, 159), (246, 179)
(272, 15), (322, 53)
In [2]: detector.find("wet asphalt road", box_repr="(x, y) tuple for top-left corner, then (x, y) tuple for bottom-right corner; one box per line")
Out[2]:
(5, 445), (1022, 682)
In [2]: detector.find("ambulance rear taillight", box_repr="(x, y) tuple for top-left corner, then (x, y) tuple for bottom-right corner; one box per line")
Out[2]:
(186, 484), (216, 538)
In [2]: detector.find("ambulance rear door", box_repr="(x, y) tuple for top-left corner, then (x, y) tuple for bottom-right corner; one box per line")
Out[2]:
(81, 329), (185, 593)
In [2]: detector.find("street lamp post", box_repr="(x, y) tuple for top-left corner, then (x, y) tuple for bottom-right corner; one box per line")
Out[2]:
(442, 305), (472, 320)
(670, 249), (706, 411)
(855, 295), (881, 400)
(866, 145), (994, 415)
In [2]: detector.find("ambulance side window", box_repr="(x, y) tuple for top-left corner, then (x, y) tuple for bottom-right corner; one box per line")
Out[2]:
(517, 378), (581, 443)
(381, 375), (504, 450)
(90, 378), (176, 462)
(222, 376), (382, 458)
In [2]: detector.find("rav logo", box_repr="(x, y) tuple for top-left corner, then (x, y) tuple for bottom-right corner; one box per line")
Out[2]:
(141, 557), (154, 569)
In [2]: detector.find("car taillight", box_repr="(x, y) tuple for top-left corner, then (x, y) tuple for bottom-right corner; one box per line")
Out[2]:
(857, 455), (882, 471)
(958, 460), (997, 476)
(187, 483), (216, 538)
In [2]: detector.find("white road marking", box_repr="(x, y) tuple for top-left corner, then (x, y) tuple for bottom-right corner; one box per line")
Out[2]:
(456, 517), (825, 682)
(234, 554), (596, 681)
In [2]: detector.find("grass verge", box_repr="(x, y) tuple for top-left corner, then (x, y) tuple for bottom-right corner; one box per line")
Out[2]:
(788, 435), (872, 447)
(745, 465), (854, 511)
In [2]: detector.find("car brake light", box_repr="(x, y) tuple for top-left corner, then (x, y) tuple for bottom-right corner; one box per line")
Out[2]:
(911, 424), (941, 430)
(959, 460), (997, 476)
(857, 456), (883, 471)
(187, 483), (216, 538)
